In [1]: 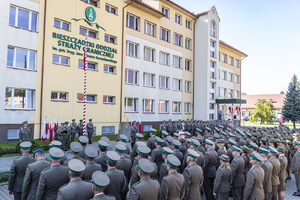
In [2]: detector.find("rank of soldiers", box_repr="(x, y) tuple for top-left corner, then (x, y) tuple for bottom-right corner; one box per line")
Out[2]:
(9, 123), (299, 200)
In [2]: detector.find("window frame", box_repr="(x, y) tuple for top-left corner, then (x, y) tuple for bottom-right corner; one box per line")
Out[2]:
(173, 55), (183, 69)
(186, 19), (192, 29)
(173, 78), (182, 91)
(173, 33), (183, 46)
(235, 59), (240, 68)
(9, 6), (38, 32)
(210, 20), (216, 37)
(124, 97), (138, 112)
(142, 99), (155, 113)
(54, 19), (70, 31)
(104, 34), (117, 44)
(105, 4), (117, 15)
(7, 46), (37, 70)
(185, 59), (191, 71)
(79, 27), (98, 39)
(144, 21), (156, 37)
(143, 72), (155, 87)
(185, 102), (191, 114)
(185, 38), (192, 50)
(162, 6), (170, 18)
(159, 76), (170, 89)
(229, 56), (234, 65)
(235, 75), (239, 83)
(50, 91), (68, 102)
(158, 100), (169, 113)
(185, 81), (191, 92)
(144, 46), (156, 62)
(78, 60), (97, 70)
(77, 94), (97, 103)
(81, 0), (99, 7)
(126, 41), (139, 58)
(102, 126), (115, 134)
(103, 64), (116, 74)
(103, 95), (115, 104)
(52, 55), (69, 66)
(160, 27), (170, 42)
(126, 13), (140, 31)
(125, 69), (139, 85)
(159, 51), (170, 66)
(172, 101), (182, 113)
(5, 88), (35, 109)
(175, 13), (182, 24)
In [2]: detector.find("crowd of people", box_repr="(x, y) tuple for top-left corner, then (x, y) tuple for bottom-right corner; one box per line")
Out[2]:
(9, 120), (300, 200)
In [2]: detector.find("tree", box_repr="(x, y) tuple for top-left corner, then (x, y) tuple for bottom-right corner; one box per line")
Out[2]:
(282, 74), (300, 129)
(280, 91), (285, 94)
(249, 99), (276, 124)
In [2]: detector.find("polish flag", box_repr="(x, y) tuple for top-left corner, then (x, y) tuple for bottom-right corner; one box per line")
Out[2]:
(42, 117), (48, 141)
(49, 118), (54, 142)
(138, 117), (142, 133)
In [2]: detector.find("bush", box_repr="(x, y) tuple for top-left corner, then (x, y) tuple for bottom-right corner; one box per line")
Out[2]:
(15, 140), (40, 154)
(4, 148), (17, 154)
(0, 147), (3, 156)
(0, 172), (10, 183)
(143, 132), (150, 141)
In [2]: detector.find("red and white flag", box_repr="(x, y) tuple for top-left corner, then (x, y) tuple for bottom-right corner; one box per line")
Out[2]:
(138, 117), (142, 133)
(49, 118), (54, 142)
(42, 116), (48, 141)
(236, 106), (241, 114)
(229, 105), (234, 113)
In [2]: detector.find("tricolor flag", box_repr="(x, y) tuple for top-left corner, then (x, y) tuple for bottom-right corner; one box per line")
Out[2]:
(49, 118), (54, 142)
(42, 117), (48, 141)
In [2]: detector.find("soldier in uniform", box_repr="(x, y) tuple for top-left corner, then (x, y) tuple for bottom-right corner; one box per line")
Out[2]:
(183, 149), (204, 200)
(130, 121), (138, 148)
(115, 144), (132, 183)
(82, 146), (102, 181)
(160, 120), (167, 132)
(291, 140), (300, 197)
(63, 121), (71, 151)
(19, 121), (31, 142)
(268, 146), (280, 200)
(151, 136), (164, 172)
(167, 119), (173, 135)
(147, 128), (157, 151)
(57, 159), (94, 200)
(172, 140), (184, 165)
(244, 152), (265, 200)
(87, 119), (94, 144)
(76, 119), (84, 136)
(259, 147), (273, 200)
(94, 140), (109, 172)
(213, 155), (231, 200)
(36, 147), (69, 200)
(159, 147), (173, 183)
(131, 133), (144, 161)
(8, 142), (35, 200)
(160, 154), (184, 200)
(91, 171), (116, 200)
(105, 151), (126, 200)
(63, 142), (86, 166)
(78, 135), (89, 159)
(161, 130), (169, 147)
(70, 119), (77, 143)
(22, 148), (50, 200)
(57, 123), (65, 146)
(277, 146), (287, 200)
(230, 146), (245, 200)
(129, 159), (160, 200)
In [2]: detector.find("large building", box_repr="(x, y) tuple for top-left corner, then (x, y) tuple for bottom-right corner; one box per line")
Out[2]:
(0, 0), (247, 141)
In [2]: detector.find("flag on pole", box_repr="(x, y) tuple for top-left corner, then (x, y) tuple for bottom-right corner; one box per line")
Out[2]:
(82, 33), (88, 135)
(49, 118), (53, 142)
(42, 116), (48, 141)
(138, 117), (142, 133)
(45, 117), (49, 136)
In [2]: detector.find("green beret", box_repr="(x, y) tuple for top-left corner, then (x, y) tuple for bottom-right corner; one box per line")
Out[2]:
(92, 171), (110, 188)
(49, 147), (64, 160)
(138, 145), (151, 155)
(187, 149), (200, 159)
(155, 136), (163, 144)
(150, 128), (157, 134)
(68, 159), (85, 173)
(219, 154), (230, 162)
(232, 145), (242, 153)
(251, 152), (263, 162)
(167, 154), (181, 167)
(259, 147), (270, 155)
(191, 139), (200, 147)
(138, 158), (154, 174)
(115, 144), (126, 153)
(269, 146), (278, 155)
(241, 145), (249, 153)
(205, 139), (214, 146)
(20, 141), (32, 150)
(162, 147), (173, 155)
(107, 151), (120, 162)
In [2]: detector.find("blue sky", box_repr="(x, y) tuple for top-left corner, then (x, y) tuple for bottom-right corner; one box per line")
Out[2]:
(173, 0), (300, 94)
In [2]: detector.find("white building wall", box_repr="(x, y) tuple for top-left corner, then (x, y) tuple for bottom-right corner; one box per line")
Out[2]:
(125, 34), (183, 122)
(0, 0), (39, 124)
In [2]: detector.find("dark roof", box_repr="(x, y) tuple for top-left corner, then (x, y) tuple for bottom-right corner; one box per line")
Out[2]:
(216, 98), (247, 104)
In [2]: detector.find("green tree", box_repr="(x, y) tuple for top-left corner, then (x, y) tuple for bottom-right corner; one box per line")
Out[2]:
(282, 74), (300, 129)
(249, 99), (276, 124)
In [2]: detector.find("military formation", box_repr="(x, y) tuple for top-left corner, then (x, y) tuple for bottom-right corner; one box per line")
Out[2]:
(9, 120), (300, 200)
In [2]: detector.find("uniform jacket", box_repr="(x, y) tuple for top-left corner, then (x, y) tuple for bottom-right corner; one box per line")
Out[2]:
(147, 135), (156, 151)
(269, 156), (280, 186)
(291, 148), (300, 173)
(183, 162), (204, 200)
(19, 126), (31, 141)
(76, 123), (84, 135)
(160, 171), (184, 200)
(104, 167), (126, 200)
(94, 152), (107, 172)
(202, 149), (218, 178)
(173, 149), (184, 164)
(230, 156), (245, 187)
(159, 161), (168, 183)
(22, 158), (50, 200)
(70, 123), (77, 134)
(260, 159), (273, 193)
(63, 155), (86, 166)
(241, 153), (250, 177)
(82, 161), (102, 181)
(78, 146), (86, 160)
(116, 156), (132, 182)
(36, 164), (69, 200)
(57, 178), (94, 200)
(87, 122), (94, 134)
(93, 193), (116, 200)
(213, 167), (231, 194)
(129, 177), (160, 200)
(151, 146), (164, 170)
(278, 154), (287, 190)
(244, 165), (265, 200)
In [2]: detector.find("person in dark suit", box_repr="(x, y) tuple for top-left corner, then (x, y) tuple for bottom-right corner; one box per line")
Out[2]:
(70, 119), (77, 143)
(82, 146), (102, 181)
(8, 142), (35, 200)
(213, 155), (231, 200)
(19, 121), (31, 142)
(22, 148), (50, 200)
(95, 140), (109, 172)
(91, 171), (116, 200)
(230, 146), (245, 200)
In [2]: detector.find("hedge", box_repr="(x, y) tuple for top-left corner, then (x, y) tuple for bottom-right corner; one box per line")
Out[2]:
(0, 172), (10, 183)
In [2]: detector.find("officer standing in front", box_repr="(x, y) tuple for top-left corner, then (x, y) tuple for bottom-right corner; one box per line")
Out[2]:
(87, 119), (94, 144)
(19, 121), (31, 142)
(77, 119), (84, 136)
(70, 119), (77, 143)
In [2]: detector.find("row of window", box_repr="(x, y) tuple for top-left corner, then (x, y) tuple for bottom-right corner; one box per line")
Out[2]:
(220, 70), (240, 83)
(51, 92), (115, 104)
(221, 53), (240, 67)
(161, 6), (192, 29)
(125, 69), (191, 92)
(9, 6), (38, 32)
(217, 88), (240, 99)
(126, 41), (192, 71)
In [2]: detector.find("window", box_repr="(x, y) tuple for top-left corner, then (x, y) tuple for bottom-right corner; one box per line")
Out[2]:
(185, 81), (191, 92)
(79, 27), (98, 38)
(224, 88), (227, 97)
(235, 91), (240, 98)
(221, 71), (227, 80)
(125, 98), (138, 112)
(175, 14), (182, 24)
(229, 56), (234, 65)
(78, 60), (97, 70)
(235, 75), (239, 83)
(127, 13), (139, 30)
(5, 88), (35, 109)
(210, 40), (216, 57)
(7, 129), (19, 140)
(209, 103), (215, 110)
(159, 76), (169, 89)
(53, 55), (69, 66)
(7, 47), (36, 70)
(185, 38), (192, 50)
(104, 34), (117, 44)
(185, 103), (191, 113)
(210, 82), (215, 89)
(242, 111), (246, 117)
(185, 59), (191, 71)
(229, 89), (234, 96)
(228, 73), (233, 82)
(143, 125), (153, 132)
(160, 28), (170, 42)
(186, 19), (192, 29)
(210, 71), (215, 79)
(173, 56), (182, 69)
(143, 73), (155, 87)
(144, 47), (156, 62)
(125, 69), (139, 85)
(174, 33), (183, 46)
(235, 59), (240, 68)
(210, 61), (215, 68)
(82, 0), (99, 7)
(143, 99), (154, 112)
(9, 6), (38, 31)
(210, 92), (215, 100)
(126, 41), (139, 58)
(162, 6), (169, 18)
(54, 19), (70, 31)
(173, 102), (182, 113)
(77, 94), (96, 103)
(144, 21), (156, 37)
(104, 65), (115, 74)
(102, 126), (115, 134)
(105, 4), (117, 15)
(209, 114), (215, 120)
(221, 54), (227, 63)
(210, 20), (216, 37)
(103, 96), (115, 104)
(51, 92), (68, 101)
(159, 51), (170, 66)
(173, 79), (182, 91)
(158, 100), (169, 113)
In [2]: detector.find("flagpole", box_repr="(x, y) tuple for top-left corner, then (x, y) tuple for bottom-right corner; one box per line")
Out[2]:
(83, 33), (88, 136)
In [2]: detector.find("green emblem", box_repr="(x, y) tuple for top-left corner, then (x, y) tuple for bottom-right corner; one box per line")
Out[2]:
(85, 7), (96, 22)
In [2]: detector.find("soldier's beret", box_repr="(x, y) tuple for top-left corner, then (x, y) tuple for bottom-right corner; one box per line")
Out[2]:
(79, 136), (89, 144)
(185, 132), (191, 137)
(115, 144), (126, 153)
(50, 140), (62, 148)
(226, 128), (231, 132)
(101, 136), (110, 143)
(214, 127), (219, 132)
(220, 131), (227, 137)
(205, 127), (211, 132)
(107, 151), (120, 162)
(205, 139), (214, 146)
(79, 119), (83, 122)
(150, 128), (157, 134)
(138, 158), (154, 174)
(228, 132), (236, 138)
(232, 145), (242, 153)
(196, 128), (202, 133)
(219, 125), (224, 129)
(269, 146), (278, 155)
(70, 142), (82, 153)
(167, 154), (181, 167)
(187, 149), (200, 159)
(92, 171), (110, 188)
(241, 145), (250, 153)
(245, 132), (252, 137)
(22, 121), (28, 124)
(89, 119), (92, 121)
(277, 146), (285, 153)
(219, 154), (230, 162)
(68, 159), (85, 173)
(138, 145), (151, 155)
(259, 147), (270, 155)
(238, 132), (245, 137)
(20, 141), (32, 150)
(98, 140), (109, 148)
(294, 140), (300, 146)
(33, 148), (44, 154)
(65, 121), (69, 124)
(228, 139), (237, 146)
(249, 142), (258, 149)
(162, 147), (173, 155)
(173, 132), (179, 138)
(49, 147), (64, 160)
(136, 133), (144, 139)
(214, 133), (221, 139)
(186, 138), (192, 144)
(236, 129), (241, 134)
(155, 136), (163, 144)
(191, 139), (200, 147)
(172, 139), (181, 147)
(85, 146), (98, 158)
(119, 134), (128, 141)
(166, 136), (173, 143)
(161, 130), (169, 136)
(251, 152), (263, 162)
